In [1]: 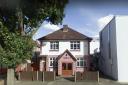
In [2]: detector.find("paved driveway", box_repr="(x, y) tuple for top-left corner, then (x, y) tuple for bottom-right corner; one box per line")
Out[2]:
(15, 77), (128, 85)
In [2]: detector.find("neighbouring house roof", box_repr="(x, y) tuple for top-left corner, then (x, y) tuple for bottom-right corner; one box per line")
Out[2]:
(56, 49), (77, 61)
(38, 25), (92, 41)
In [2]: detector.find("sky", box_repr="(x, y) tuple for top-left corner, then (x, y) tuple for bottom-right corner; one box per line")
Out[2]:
(33, 0), (128, 40)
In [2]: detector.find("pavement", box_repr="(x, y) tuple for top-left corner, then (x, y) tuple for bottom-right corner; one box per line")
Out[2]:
(14, 77), (128, 85)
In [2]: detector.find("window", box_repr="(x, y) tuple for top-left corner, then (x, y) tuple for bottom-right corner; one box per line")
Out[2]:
(50, 41), (59, 50)
(67, 63), (72, 70)
(62, 63), (66, 70)
(70, 41), (80, 50)
(76, 58), (86, 67)
(49, 58), (57, 67)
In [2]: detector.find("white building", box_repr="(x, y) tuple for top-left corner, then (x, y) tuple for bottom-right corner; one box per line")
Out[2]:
(90, 36), (100, 54)
(99, 15), (128, 82)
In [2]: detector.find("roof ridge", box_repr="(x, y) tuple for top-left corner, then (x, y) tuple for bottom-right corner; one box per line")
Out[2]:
(38, 25), (92, 41)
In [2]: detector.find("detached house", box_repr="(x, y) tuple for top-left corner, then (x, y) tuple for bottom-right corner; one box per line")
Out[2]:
(37, 25), (92, 76)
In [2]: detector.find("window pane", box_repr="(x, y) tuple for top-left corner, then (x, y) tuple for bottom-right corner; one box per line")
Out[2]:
(50, 58), (52, 60)
(62, 63), (66, 70)
(77, 44), (80, 49)
(50, 61), (53, 66)
(71, 44), (73, 49)
(80, 61), (84, 66)
(77, 58), (79, 60)
(50, 41), (59, 50)
(50, 44), (52, 49)
(77, 41), (80, 43)
(56, 44), (59, 49)
(74, 44), (76, 48)
(53, 44), (55, 49)
(68, 63), (72, 70)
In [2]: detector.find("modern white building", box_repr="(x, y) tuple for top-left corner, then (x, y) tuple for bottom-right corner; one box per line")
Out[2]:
(99, 15), (128, 82)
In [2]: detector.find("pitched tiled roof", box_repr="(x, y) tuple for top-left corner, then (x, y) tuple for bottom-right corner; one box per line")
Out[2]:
(38, 25), (92, 41)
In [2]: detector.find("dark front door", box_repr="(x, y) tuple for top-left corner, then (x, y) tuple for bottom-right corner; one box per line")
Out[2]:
(62, 63), (72, 76)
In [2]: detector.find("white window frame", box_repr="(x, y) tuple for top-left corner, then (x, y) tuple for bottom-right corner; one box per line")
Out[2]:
(49, 57), (57, 67)
(70, 41), (80, 50)
(76, 57), (86, 67)
(50, 41), (59, 50)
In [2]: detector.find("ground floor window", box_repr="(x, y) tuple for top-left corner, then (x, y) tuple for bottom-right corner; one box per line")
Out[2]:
(76, 57), (86, 67)
(49, 57), (57, 67)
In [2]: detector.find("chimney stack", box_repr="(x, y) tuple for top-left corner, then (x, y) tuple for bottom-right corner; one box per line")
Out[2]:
(63, 25), (68, 28)
(63, 25), (68, 32)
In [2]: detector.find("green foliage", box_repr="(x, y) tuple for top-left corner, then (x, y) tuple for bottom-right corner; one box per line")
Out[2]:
(0, 22), (34, 68)
(0, 0), (68, 68)
(0, 0), (68, 33)
(91, 52), (100, 71)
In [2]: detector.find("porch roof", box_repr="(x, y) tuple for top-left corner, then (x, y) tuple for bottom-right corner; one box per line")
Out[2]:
(56, 49), (77, 61)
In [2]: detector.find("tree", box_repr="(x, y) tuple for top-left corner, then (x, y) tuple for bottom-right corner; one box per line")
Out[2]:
(0, 0), (68, 68)
(0, 0), (68, 84)
(0, 24), (34, 68)
(0, 0), (68, 34)
(90, 52), (100, 71)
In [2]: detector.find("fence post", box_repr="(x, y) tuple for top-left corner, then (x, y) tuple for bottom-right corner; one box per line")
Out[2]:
(54, 71), (55, 80)
(75, 71), (76, 82)
(18, 72), (21, 80)
(37, 71), (38, 81)
(98, 71), (99, 82)
(43, 71), (44, 82)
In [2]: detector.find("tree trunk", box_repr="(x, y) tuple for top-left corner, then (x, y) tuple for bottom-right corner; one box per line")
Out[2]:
(7, 68), (15, 85)
(17, 8), (25, 36)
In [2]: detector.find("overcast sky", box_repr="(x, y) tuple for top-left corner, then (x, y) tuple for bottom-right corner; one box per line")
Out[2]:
(33, 0), (128, 40)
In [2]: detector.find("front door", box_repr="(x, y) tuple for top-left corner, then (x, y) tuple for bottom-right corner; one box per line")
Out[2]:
(62, 63), (72, 76)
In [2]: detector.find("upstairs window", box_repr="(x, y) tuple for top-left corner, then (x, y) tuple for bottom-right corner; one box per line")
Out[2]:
(50, 41), (59, 50)
(70, 41), (80, 50)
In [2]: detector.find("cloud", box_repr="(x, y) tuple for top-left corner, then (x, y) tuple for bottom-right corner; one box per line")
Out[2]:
(97, 14), (114, 30)
(42, 22), (60, 31)
(33, 21), (60, 40)
(92, 34), (99, 38)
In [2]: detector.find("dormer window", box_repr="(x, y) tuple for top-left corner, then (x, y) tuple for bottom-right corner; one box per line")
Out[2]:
(50, 41), (59, 50)
(70, 41), (80, 50)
